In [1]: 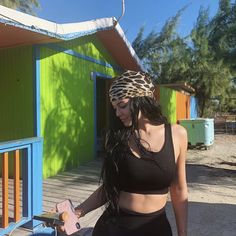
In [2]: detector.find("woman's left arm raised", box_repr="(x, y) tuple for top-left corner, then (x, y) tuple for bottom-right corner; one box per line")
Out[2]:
(170, 125), (188, 236)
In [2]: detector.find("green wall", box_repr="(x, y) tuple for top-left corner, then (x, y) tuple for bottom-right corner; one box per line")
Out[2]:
(0, 46), (34, 177)
(0, 46), (34, 142)
(0, 36), (120, 179)
(159, 87), (177, 124)
(40, 35), (118, 178)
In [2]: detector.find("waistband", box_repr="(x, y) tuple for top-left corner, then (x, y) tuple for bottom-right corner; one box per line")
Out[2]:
(119, 206), (166, 217)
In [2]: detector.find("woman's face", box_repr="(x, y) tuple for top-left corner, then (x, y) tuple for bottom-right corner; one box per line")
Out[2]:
(111, 98), (132, 127)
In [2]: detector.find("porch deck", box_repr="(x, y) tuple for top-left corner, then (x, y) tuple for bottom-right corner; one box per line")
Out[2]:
(8, 135), (236, 236)
(11, 159), (104, 236)
(42, 159), (104, 228)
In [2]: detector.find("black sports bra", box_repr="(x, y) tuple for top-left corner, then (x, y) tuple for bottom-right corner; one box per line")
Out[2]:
(117, 124), (176, 194)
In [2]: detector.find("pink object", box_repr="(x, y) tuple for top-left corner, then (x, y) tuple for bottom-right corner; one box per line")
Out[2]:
(56, 199), (81, 235)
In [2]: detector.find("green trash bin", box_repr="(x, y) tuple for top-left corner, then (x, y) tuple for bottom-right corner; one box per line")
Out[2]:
(179, 118), (214, 149)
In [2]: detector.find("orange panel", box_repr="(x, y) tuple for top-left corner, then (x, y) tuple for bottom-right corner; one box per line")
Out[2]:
(2, 152), (9, 228)
(186, 96), (190, 119)
(176, 92), (190, 121)
(14, 150), (20, 222)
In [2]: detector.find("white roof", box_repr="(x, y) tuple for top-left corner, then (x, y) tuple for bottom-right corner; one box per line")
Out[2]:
(0, 4), (143, 71)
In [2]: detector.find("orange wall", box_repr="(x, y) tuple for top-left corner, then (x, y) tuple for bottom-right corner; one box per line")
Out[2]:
(154, 86), (191, 123)
(176, 92), (190, 121)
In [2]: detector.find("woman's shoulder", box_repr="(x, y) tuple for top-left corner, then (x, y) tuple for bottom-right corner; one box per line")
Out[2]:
(169, 124), (188, 154)
(170, 123), (187, 140)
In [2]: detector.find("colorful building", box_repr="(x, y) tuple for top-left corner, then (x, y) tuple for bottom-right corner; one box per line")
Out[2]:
(0, 4), (142, 234)
(155, 83), (197, 123)
(0, 5), (143, 178)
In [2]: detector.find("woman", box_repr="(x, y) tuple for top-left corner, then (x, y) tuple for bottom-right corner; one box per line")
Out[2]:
(74, 70), (188, 236)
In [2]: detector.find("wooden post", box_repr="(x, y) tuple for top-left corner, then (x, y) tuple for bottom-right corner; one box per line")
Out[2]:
(2, 152), (9, 228)
(14, 150), (20, 222)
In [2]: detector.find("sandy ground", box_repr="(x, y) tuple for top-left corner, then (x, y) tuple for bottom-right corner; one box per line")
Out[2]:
(187, 134), (236, 171)
(166, 134), (236, 236)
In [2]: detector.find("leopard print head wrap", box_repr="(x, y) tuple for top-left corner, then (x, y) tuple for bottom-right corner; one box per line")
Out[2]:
(109, 70), (155, 102)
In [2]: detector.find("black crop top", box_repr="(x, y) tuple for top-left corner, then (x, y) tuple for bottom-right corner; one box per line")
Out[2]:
(117, 124), (176, 194)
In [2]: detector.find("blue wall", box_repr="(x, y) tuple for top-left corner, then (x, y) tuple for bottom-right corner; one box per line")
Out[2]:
(190, 96), (198, 118)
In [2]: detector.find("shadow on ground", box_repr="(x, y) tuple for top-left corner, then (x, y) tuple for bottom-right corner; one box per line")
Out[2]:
(167, 201), (236, 236)
(187, 164), (235, 186)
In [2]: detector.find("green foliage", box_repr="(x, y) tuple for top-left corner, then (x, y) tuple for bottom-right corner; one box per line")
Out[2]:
(133, 7), (192, 84)
(132, 0), (236, 116)
(209, 1), (234, 63)
(190, 6), (231, 117)
(0, 0), (40, 15)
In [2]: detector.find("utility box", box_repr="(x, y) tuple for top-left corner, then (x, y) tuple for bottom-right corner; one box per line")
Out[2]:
(179, 118), (214, 149)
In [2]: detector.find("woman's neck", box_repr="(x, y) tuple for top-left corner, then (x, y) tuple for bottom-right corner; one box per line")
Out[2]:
(137, 112), (160, 131)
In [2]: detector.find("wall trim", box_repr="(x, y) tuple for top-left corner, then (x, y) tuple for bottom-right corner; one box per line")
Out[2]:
(33, 45), (41, 137)
(44, 44), (122, 72)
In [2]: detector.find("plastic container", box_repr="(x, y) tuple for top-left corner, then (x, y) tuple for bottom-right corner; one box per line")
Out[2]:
(179, 118), (214, 149)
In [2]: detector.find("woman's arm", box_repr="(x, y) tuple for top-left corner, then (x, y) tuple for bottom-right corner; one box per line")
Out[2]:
(170, 125), (188, 236)
(75, 185), (107, 217)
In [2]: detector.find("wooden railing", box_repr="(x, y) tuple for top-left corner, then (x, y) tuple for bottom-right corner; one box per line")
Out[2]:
(2, 150), (20, 228)
(0, 137), (43, 236)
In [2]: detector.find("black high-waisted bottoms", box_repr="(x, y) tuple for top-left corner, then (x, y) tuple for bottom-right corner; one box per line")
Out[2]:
(92, 207), (172, 236)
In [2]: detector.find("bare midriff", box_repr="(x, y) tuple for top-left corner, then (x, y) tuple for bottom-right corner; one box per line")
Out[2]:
(118, 191), (168, 213)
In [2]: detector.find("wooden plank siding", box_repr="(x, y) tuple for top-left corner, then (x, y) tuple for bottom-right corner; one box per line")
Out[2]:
(159, 87), (177, 124)
(0, 46), (34, 143)
(176, 91), (190, 121)
(155, 86), (192, 123)
(39, 36), (118, 179)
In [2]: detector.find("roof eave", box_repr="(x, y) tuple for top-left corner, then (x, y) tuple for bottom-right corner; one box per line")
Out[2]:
(159, 82), (195, 95)
(0, 4), (143, 71)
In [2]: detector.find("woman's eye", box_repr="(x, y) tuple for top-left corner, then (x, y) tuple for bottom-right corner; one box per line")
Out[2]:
(119, 104), (127, 109)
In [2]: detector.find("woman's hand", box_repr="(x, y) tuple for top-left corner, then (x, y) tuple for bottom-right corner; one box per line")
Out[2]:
(74, 206), (85, 218)
(57, 206), (83, 234)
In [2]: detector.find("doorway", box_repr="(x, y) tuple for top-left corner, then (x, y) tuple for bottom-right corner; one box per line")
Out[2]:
(96, 76), (112, 158)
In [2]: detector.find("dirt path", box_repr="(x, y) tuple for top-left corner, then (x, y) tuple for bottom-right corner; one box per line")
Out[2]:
(167, 134), (236, 236)
(187, 134), (236, 171)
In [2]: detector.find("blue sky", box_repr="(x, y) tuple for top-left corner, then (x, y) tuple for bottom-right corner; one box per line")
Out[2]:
(36, 0), (221, 43)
